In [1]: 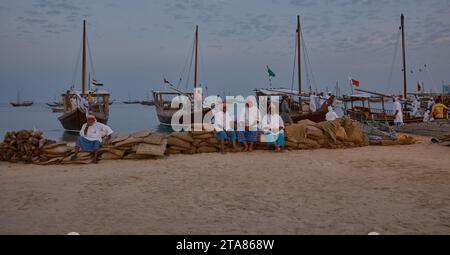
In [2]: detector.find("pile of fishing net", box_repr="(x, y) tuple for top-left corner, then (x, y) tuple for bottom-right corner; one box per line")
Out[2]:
(284, 117), (370, 150)
(431, 133), (450, 146)
(357, 121), (419, 146)
(0, 130), (167, 164)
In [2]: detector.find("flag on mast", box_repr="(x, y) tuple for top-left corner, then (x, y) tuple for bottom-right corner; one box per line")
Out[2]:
(266, 66), (276, 77)
(350, 78), (360, 87)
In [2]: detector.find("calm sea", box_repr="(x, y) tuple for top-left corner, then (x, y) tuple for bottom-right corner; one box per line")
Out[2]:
(0, 101), (397, 142)
(0, 103), (172, 142)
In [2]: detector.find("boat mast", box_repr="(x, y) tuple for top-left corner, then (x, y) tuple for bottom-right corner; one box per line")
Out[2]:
(401, 14), (406, 99)
(297, 15), (301, 95)
(82, 20), (86, 97)
(194, 25), (198, 89)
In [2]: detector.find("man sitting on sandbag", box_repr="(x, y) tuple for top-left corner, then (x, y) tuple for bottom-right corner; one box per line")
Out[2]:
(71, 114), (113, 163)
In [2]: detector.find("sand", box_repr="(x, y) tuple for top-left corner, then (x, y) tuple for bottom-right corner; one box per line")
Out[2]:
(0, 139), (449, 234)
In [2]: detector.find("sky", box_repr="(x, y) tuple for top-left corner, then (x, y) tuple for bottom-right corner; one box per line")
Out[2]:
(0, 0), (450, 102)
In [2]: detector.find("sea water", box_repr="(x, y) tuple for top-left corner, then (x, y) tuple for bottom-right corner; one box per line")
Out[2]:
(0, 103), (172, 141)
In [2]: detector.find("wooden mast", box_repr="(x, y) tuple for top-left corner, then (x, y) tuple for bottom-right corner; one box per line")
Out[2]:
(82, 20), (86, 97)
(401, 14), (406, 99)
(297, 15), (301, 95)
(194, 25), (198, 89)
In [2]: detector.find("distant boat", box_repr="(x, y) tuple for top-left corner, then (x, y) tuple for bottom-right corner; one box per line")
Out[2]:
(46, 102), (63, 107)
(122, 99), (141, 104)
(58, 20), (110, 131)
(10, 91), (33, 107)
(140, 100), (154, 106)
(51, 106), (64, 112)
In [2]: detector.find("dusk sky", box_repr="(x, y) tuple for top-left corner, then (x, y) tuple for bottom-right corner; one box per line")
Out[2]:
(1, 0), (449, 102)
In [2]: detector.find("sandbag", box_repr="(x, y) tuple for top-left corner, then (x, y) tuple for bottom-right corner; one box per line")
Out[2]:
(136, 139), (167, 156)
(305, 125), (324, 139)
(100, 152), (122, 160)
(142, 133), (166, 145)
(131, 130), (152, 138)
(123, 153), (154, 159)
(196, 146), (217, 153)
(335, 127), (347, 141)
(170, 132), (194, 142)
(111, 134), (130, 144)
(114, 137), (144, 147)
(192, 133), (214, 139)
(167, 136), (192, 149)
(42, 145), (72, 155)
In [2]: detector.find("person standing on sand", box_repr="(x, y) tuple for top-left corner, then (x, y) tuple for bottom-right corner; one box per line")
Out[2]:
(431, 99), (448, 120)
(71, 114), (113, 163)
(237, 98), (260, 152)
(393, 97), (404, 126)
(261, 103), (285, 152)
(280, 95), (293, 125)
(214, 104), (239, 154)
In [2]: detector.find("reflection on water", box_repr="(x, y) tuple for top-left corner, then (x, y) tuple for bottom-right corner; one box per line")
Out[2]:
(0, 103), (164, 142)
(61, 131), (79, 142)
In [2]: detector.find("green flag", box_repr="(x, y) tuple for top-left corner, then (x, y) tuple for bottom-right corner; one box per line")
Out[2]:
(267, 66), (276, 77)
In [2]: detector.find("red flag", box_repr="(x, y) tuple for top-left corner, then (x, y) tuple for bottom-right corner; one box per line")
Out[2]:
(351, 79), (360, 87)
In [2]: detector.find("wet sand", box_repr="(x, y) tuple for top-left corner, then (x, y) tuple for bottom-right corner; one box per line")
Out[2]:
(0, 139), (449, 234)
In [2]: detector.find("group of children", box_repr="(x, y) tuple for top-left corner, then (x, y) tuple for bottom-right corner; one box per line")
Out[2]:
(213, 99), (286, 154)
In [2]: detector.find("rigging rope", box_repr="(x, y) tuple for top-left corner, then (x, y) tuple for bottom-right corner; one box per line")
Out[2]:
(301, 28), (317, 92)
(387, 29), (401, 94)
(177, 32), (195, 89)
(86, 35), (97, 82)
(71, 39), (83, 89)
(184, 36), (195, 90)
(290, 32), (297, 91)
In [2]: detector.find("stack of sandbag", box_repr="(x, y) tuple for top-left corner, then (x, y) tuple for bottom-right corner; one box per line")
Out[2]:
(0, 129), (57, 163)
(103, 130), (167, 160)
(166, 131), (221, 154)
(284, 117), (370, 150)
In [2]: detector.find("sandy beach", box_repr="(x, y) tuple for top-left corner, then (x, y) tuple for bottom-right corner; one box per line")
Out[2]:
(0, 138), (449, 235)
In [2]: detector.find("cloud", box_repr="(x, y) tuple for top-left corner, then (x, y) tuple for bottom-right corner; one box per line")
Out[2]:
(47, 10), (61, 15)
(22, 18), (48, 25)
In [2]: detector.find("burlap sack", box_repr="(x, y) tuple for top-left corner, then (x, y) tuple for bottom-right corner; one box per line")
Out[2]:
(131, 130), (152, 138)
(167, 136), (192, 149)
(123, 153), (154, 159)
(100, 152), (123, 160)
(42, 145), (72, 155)
(196, 146), (218, 153)
(142, 133), (166, 145)
(170, 132), (194, 143)
(114, 137), (144, 147)
(136, 139), (167, 156)
(335, 126), (347, 141)
(193, 133), (214, 139)
(305, 125), (324, 139)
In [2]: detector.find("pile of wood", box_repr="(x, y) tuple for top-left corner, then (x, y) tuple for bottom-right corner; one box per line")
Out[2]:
(0, 129), (58, 163)
(284, 117), (370, 150)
